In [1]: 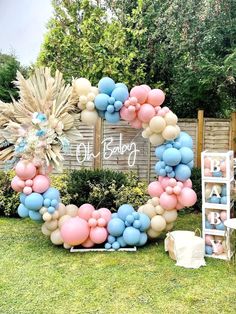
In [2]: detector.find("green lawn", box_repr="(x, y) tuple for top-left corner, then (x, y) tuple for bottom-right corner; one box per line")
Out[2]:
(0, 214), (235, 314)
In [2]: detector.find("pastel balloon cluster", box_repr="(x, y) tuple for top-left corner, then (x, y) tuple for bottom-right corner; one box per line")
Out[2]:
(142, 109), (180, 145)
(154, 132), (194, 181)
(138, 197), (177, 238)
(205, 210), (227, 230)
(205, 183), (227, 204)
(75, 78), (100, 126)
(120, 85), (165, 129)
(104, 204), (150, 250)
(204, 157), (226, 178)
(205, 235), (226, 256)
(95, 77), (129, 123)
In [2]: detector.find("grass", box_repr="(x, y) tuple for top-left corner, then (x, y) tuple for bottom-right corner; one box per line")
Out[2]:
(0, 213), (236, 314)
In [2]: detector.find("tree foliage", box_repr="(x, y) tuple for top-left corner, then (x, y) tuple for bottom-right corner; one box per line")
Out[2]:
(38, 0), (236, 117)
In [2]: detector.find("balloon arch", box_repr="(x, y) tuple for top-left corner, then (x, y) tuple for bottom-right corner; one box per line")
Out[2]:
(0, 68), (197, 250)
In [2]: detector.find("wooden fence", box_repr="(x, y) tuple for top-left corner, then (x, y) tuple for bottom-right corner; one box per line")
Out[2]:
(1, 111), (235, 182)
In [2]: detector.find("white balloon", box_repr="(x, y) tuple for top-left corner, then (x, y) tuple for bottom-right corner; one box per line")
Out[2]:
(75, 78), (91, 96)
(149, 116), (166, 133)
(81, 109), (98, 126)
(149, 133), (164, 146)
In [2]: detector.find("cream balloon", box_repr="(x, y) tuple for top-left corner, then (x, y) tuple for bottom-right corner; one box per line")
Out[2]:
(75, 78), (91, 96)
(66, 204), (78, 217)
(162, 125), (178, 141)
(142, 130), (149, 139)
(151, 215), (166, 232)
(155, 205), (165, 215)
(205, 188), (212, 199)
(175, 125), (181, 136)
(90, 86), (99, 96)
(79, 95), (88, 105)
(151, 197), (160, 206)
(145, 127), (153, 136)
(87, 92), (96, 101)
(50, 228), (64, 245)
(81, 109), (98, 126)
(142, 123), (149, 128)
(147, 228), (161, 238)
(86, 101), (95, 111)
(149, 133), (165, 146)
(162, 210), (178, 223)
(44, 220), (58, 231)
(138, 205), (144, 213)
(52, 211), (59, 220)
(141, 204), (156, 218)
(57, 203), (66, 217)
(39, 207), (48, 215)
(41, 224), (52, 236)
(58, 214), (72, 229)
(149, 116), (166, 133)
(43, 212), (52, 222)
(165, 222), (174, 231)
(164, 112), (178, 125)
(63, 243), (72, 249)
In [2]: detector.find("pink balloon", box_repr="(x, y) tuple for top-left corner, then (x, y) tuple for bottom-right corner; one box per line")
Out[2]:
(23, 186), (32, 195)
(169, 178), (177, 187)
(97, 218), (106, 227)
(78, 204), (95, 221)
(148, 181), (164, 197)
(120, 106), (136, 122)
(92, 211), (101, 220)
(166, 186), (173, 195)
(15, 160), (37, 180)
(147, 89), (165, 107)
(97, 207), (112, 223)
(220, 162), (226, 172)
(204, 158), (211, 169)
(88, 218), (97, 228)
(158, 177), (170, 189)
(173, 185), (181, 195)
(90, 227), (108, 244)
(176, 202), (184, 210)
(130, 86), (148, 104)
(183, 179), (193, 188)
(130, 118), (142, 129)
(129, 97), (137, 105)
(137, 104), (156, 123)
(220, 211), (227, 221)
(204, 168), (212, 177)
(61, 217), (90, 246)
(205, 235), (214, 246)
(25, 179), (33, 187)
(81, 237), (95, 248)
(140, 84), (151, 92)
(11, 176), (24, 192)
(160, 192), (177, 211)
(32, 175), (50, 193)
(177, 187), (197, 207)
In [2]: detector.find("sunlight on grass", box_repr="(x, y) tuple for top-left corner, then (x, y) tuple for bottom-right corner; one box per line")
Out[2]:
(0, 214), (236, 314)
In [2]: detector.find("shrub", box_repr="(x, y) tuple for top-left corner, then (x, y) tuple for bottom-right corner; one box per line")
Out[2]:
(50, 172), (71, 205)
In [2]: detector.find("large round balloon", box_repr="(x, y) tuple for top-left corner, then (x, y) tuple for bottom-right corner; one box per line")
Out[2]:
(60, 217), (90, 246)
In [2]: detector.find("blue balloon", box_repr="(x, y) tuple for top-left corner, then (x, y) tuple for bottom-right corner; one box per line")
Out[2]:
(155, 145), (166, 159)
(163, 148), (181, 166)
(205, 245), (213, 255)
(139, 213), (151, 232)
(210, 196), (220, 204)
(205, 221), (213, 229)
(118, 204), (134, 221)
(133, 220), (141, 229)
(111, 87), (129, 103)
(98, 77), (115, 95)
(221, 185), (227, 197)
(159, 169), (167, 177)
(51, 199), (58, 208)
(94, 93), (110, 111)
(220, 196), (227, 204)
(114, 101), (123, 111)
(108, 235), (116, 244)
(165, 143), (173, 149)
(108, 97), (115, 105)
(173, 142), (181, 149)
(29, 210), (42, 221)
(105, 111), (120, 123)
(179, 147), (193, 164)
(111, 213), (118, 218)
(115, 83), (128, 91)
(216, 222), (225, 230)
(107, 218), (125, 237)
(117, 236), (127, 247)
(138, 233), (148, 246)
(43, 188), (60, 200)
(123, 227), (141, 246)
(112, 241), (120, 250)
(105, 243), (112, 249)
(107, 105), (115, 113)
(175, 131), (193, 149)
(48, 206), (55, 214)
(19, 193), (26, 205)
(187, 160), (194, 169)
(43, 198), (51, 208)
(17, 204), (29, 218)
(175, 164), (191, 181)
(125, 221), (131, 227)
(167, 171), (175, 178)
(126, 214), (134, 224)
(25, 193), (44, 211)
(132, 212), (140, 220)
(155, 161), (163, 173)
(165, 166), (173, 173)
(212, 171), (222, 177)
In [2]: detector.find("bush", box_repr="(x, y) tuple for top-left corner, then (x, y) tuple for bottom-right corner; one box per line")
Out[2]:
(50, 172), (72, 205)
(0, 170), (20, 217)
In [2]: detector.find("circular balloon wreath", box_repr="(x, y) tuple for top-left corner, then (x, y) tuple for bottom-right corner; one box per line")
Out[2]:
(0, 68), (197, 250)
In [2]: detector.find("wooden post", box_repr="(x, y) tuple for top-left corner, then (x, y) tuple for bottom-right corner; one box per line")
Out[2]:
(93, 118), (103, 169)
(230, 112), (236, 153)
(197, 110), (204, 167)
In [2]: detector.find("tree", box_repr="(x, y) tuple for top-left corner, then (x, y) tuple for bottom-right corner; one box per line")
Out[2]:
(0, 53), (21, 102)
(39, 0), (236, 117)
